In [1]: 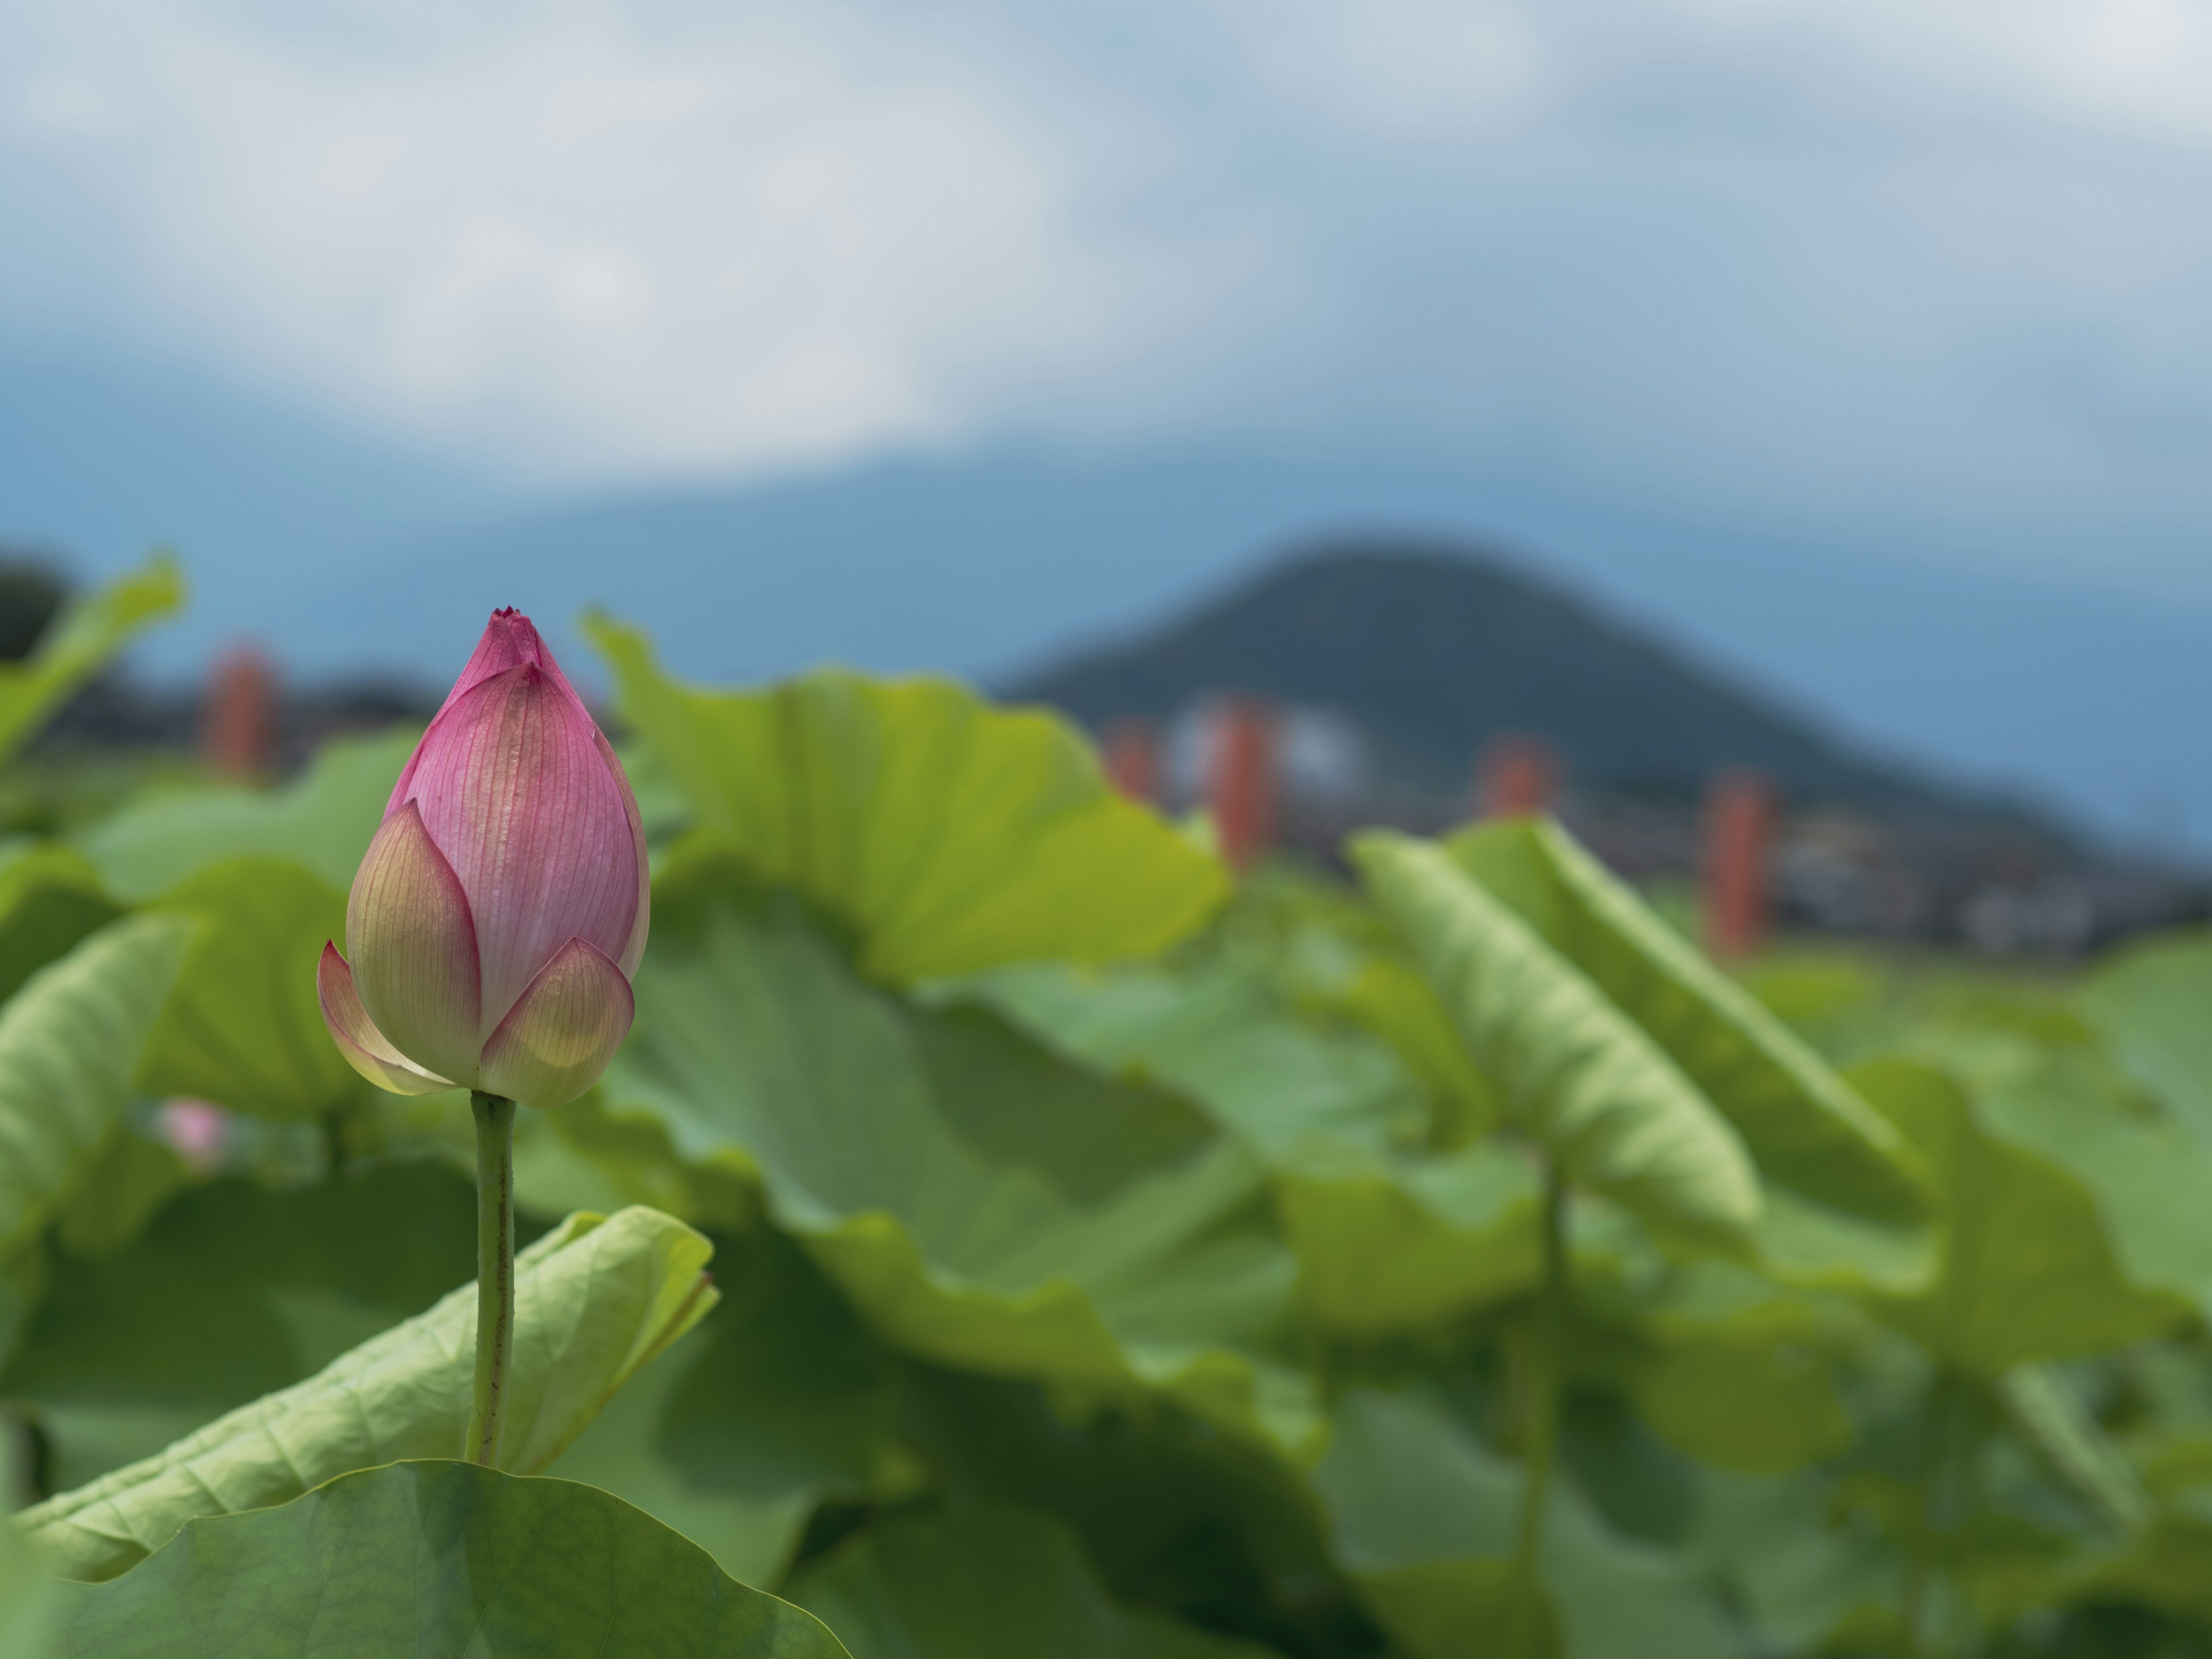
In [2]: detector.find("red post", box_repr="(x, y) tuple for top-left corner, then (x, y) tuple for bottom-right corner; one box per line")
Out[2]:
(1209, 700), (1277, 872)
(202, 645), (277, 779)
(1479, 735), (1555, 820)
(1103, 720), (1161, 805)
(1705, 772), (1774, 960)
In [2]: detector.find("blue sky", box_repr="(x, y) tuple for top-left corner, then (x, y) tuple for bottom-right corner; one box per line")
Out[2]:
(4, 1), (2212, 846)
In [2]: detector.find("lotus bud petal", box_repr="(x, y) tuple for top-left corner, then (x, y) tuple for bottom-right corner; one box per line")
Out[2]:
(320, 609), (650, 1109)
(317, 943), (456, 1097)
(476, 937), (636, 1112)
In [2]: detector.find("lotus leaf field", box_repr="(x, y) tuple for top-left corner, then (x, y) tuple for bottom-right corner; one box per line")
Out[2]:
(5, 561), (2212, 1656)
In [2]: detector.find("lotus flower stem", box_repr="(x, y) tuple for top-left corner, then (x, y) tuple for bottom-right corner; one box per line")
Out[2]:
(466, 1090), (517, 1466)
(1514, 1152), (1569, 1574)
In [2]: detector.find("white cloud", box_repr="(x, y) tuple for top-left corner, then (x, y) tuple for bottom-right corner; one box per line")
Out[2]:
(5, 0), (2212, 566)
(1, 2), (1268, 478)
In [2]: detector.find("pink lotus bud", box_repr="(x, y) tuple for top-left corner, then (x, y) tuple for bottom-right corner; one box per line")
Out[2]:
(317, 609), (648, 1111)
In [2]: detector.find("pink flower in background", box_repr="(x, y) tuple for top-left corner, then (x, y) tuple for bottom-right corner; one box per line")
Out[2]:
(158, 1099), (229, 1173)
(317, 608), (649, 1110)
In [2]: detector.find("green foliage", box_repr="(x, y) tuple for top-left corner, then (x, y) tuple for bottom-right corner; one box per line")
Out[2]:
(4, 1164), (483, 1494)
(1444, 819), (1928, 1222)
(587, 615), (1228, 980)
(601, 866), (1312, 1455)
(1353, 830), (1760, 1251)
(75, 728), (411, 902)
(790, 1502), (1270, 1658)
(134, 858), (362, 1119)
(55, 1459), (849, 1657)
(1312, 1388), (1740, 1658)
(19, 1205), (717, 1581)
(549, 1226), (896, 1586)
(0, 914), (192, 1262)
(1852, 1059), (2191, 1375)
(2080, 930), (2212, 1140)
(0, 555), (183, 770)
(0, 845), (121, 1010)
(10, 620), (2212, 1659)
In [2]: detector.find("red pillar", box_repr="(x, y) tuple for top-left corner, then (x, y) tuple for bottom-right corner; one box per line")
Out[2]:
(202, 646), (277, 779)
(1479, 735), (1556, 820)
(1705, 772), (1775, 960)
(1209, 700), (1277, 872)
(1103, 720), (1161, 805)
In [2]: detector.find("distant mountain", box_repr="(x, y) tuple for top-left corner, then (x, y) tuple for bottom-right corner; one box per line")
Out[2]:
(6, 339), (2210, 856)
(1010, 543), (2050, 832)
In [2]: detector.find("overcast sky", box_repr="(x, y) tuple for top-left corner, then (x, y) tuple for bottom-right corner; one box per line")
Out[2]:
(6, 0), (2212, 601)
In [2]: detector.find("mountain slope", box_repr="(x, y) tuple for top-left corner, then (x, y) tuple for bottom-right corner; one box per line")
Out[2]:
(1010, 543), (2029, 825)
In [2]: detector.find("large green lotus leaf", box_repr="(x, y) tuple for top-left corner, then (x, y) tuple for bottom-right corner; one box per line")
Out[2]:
(1850, 1060), (2190, 1376)
(586, 618), (1228, 981)
(1351, 831), (1760, 1252)
(1968, 1051), (2212, 1317)
(75, 728), (414, 903)
(0, 913), (194, 1263)
(18, 1204), (717, 1582)
(0, 844), (122, 1011)
(1274, 1141), (1543, 1334)
(603, 879), (1315, 1455)
(1687, 1470), (1897, 1654)
(2078, 932), (2212, 1140)
(2, 1164), (483, 1494)
(946, 959), (1426, 1164)
(0, 555), (182, 770)
(790, 1501), (1271, 1659)
(1624, 1264), (1860, 1474)
(0, 1439), (62, 1659)
(945, 959), (1547, 1335)
(1448, 819), (1929, 1222)
(893, 1364), (1358, 1646)
(54, 1459), (848, 1658)
(550, 1226), (896, 1586)
(2061, 1512), (2212, 1627)
(1309, 1388), (1743, 1659)
(1328, 953), (1506, 1145)
(131, 858), (362, 1120)
(1203, 866), (1507, 1143)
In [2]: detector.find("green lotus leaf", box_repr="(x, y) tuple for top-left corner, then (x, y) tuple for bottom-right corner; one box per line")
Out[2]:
(1969, 1051), (2212, 1318)
(0, 1438), (63, 1659)
(550, 1227), (896, 1586)
(132, 857), (362, 1120)
(0, 913), (194, 1264)
(19, 1204), (717, 1582)
(1625, 1264), (1861, 1474)
(1351, 831), (1760, 1252)
(1446, 819), (1929, 1221)
(1274, 1140), (1544, 1332)
(76, 727), (414, 903)
(949, 958), (1426, 1164)
(0, 555), (183, 770)
(586, 618), (1228, 982)
(4, 1163), (484, 1495)
(603, 877), (1315, 1456)
(1850, 1059), (2191, 1376)
(892, 1363), (1353, 1639)
(948, 957), (1554, 1334)
(1310, 1388), (1744, 1658)
(0, 843), (122, 1010)
(53, 1459), (848, 1658)
(790, 1501), (1271, 1658)
(2079, 931), (2212, 1141)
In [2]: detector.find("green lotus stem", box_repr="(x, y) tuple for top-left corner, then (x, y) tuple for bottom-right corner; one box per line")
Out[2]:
(1900, 1368), (1966, 1659)
(466, 1090), (518, 1467)
(1514, 1152), (1570, 1573)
